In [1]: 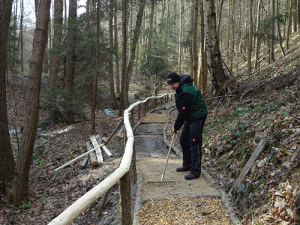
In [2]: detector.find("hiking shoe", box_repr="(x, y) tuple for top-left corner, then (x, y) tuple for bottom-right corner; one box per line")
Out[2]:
(184, 171), (200, 180)
(176, 167), (191, 172)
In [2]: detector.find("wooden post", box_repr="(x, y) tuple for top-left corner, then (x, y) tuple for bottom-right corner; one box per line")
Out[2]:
(130, 142), (137, 185)
(145, 100), (148, 115)
(167, 95), (169, 103)
(119, 172), (131, 225)
(123, 126), (127, 147)
(120, 121), (131, 225)
(129, 108), (137, 184)
(138, 104), (141, 121)
(130, 109), (134, 127)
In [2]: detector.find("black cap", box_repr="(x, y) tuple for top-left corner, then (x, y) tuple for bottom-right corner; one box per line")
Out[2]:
(166, 72), (180, 84)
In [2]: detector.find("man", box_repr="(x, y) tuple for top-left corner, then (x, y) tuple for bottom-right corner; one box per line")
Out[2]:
(167, 72), (208, 180)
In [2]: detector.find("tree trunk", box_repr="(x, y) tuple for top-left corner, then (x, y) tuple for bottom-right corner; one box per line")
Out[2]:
(12, 1), (18, 73)
(65, 0), (77, 124)
(286, 0), (293, 49)
(135, 39), (139, 80)
(227, 0), (231, 53)
(164, 0), (170, 46)
(19, 0), (24, 72)
(277, 0), (285, 56)
(119, 0), (128, 116)
(178, 0), (183, 74)
(119, 171), (131, 225)
(298, 0), (300, 41)
(189, 1), (194, 76)
(125, 0), (146, 96)
(114, 3), (120, 95)
(43, 24), (49, 74)
(91, 0), (100, 132)
(0, 0), (15, 185)
(12, 0), (51, 205)
(199, 0), (205, 90)
(48, 0), (63, 88)
(229, 0), (236, 73)
(147, 0), (155, 51)
(217, 0), (224, 44)
(254, 0), (262, 70)
(247, 0), (253, 75)
(293, 4), (297, 32)
(203, 0), (230, 94)
(109, 0), (118, 109)
(270, 0), (275, 62)
(192, 0), (199, 84)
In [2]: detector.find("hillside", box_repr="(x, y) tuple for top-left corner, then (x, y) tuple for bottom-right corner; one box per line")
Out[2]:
(167, 33), (300, 224)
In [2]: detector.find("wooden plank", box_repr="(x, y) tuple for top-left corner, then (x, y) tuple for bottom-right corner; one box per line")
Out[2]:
(90, 136), (103, 163)
(86, 142), (98, 166)
(228, 139), (268, 197)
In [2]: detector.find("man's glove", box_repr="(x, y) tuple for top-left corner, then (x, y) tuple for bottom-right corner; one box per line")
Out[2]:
(172, 128), (178, 134)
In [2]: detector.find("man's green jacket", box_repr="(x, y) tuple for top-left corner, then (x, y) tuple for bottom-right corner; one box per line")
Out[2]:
(174, 75), (208, 131)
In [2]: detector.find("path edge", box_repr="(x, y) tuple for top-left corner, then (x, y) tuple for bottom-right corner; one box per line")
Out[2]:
(132, 169), (143, 225)
(202, 169), (241, 225)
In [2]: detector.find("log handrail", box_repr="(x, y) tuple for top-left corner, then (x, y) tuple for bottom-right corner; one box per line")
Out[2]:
(48, 93), (174, 225)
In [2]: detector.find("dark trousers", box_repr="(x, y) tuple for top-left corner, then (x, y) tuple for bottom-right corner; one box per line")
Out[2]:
(180, 119), (205, 176)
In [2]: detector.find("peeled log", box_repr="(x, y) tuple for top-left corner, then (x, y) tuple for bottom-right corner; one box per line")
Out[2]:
(86, 142), (98, 166)
(79, 155), (89, 169)
(90, 136), (103, 163)
(102, 145), (113, 157)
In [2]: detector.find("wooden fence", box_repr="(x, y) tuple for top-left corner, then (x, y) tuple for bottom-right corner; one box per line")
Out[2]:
(48, 93), (174, 225)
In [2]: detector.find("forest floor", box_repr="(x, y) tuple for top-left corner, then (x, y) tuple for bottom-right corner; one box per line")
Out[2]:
(1, 34), (300, 225)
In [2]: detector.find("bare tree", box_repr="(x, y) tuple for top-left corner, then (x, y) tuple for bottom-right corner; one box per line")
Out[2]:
(65, 0), (77, 124)
(247, 0), (253, 75)
(91, 0), (100, 132)
(114, 2), (120, 95)
(109, 0), (118, 109)
(192, 0), (199, 84)
(254, 0), (262, 70)
(147, 0), (155, 51)
(12, 0), (51, 204)
(0, 0), (15, 201)
(286, 0), (293, 49)
(19, 0), (24, 72)
(217, 0), (224, 44)
(119, 0), (128, 116)
(203, 0), (230, 94)
(48, 0), (63, 88)
(298, 0), (300, 41)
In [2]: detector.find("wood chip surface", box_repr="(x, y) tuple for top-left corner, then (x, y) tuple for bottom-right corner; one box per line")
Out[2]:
(140, 197), (232, 225)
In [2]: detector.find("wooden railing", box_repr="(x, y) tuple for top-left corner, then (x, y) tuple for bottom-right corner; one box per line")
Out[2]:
(48, 93), (174, 225)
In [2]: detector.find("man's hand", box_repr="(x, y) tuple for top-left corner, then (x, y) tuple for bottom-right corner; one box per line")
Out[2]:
(172, 128), (178, 134)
